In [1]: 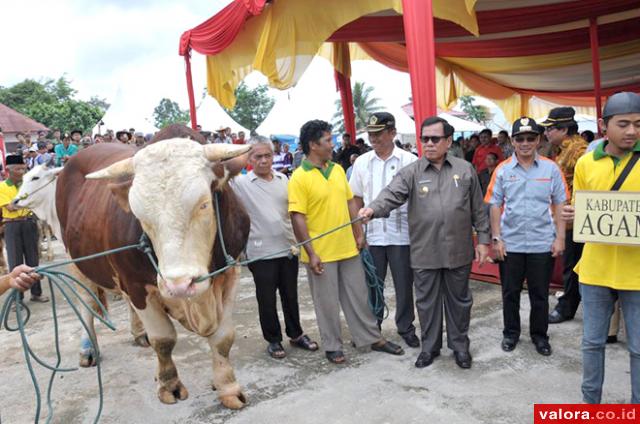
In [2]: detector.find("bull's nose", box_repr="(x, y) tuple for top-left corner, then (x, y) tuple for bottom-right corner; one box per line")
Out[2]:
(163, 277), (197, 298)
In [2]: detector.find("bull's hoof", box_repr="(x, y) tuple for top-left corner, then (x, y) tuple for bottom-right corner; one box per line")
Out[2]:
(157, 381), (189, 404)
(79, 351), (98, 368)
(133, 334), (150, 348)
(219, 392), (247, 410)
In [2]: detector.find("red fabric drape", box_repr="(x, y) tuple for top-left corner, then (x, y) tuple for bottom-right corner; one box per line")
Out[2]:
(402, 0), (437, 154)
(436, 18), (640, 58)
(329, 0), (637, 41)
(590, 18), (603, 123)
(179, 0), (267, 56)
(335, 71), (357, 141)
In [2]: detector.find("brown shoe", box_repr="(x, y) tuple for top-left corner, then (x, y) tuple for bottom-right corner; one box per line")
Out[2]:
(30, 295), (50, 303)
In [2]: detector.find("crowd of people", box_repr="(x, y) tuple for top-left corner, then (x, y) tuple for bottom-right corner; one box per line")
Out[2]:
(1, 92), (638, 406)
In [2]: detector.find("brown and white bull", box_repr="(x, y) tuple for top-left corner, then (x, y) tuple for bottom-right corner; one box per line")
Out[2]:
(56, 139), (251, 409)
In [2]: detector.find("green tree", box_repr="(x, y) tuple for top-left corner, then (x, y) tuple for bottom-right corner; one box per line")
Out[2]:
(225, 82), (274, 132)
(332, 81), (382, 133)
(153, 98), (190, 129)
(458, 95), (487, 124)
(0, 77), (106, 133)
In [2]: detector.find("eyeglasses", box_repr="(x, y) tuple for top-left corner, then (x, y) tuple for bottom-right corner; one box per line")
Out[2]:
(544, 126), (559, 132)
(514, 135), (538, 143)
(420, 135), (447, 144)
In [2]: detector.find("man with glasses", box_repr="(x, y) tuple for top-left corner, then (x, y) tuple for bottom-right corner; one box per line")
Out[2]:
(540, 107), (588, 325)
(485, 117), (567, 356)
(349, 112), (419, 347)
(359, 116), (490, 369)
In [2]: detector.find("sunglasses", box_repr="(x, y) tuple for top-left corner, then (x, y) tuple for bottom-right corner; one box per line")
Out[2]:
(420, 135), (447, 144)
(514, 135), (538, 143)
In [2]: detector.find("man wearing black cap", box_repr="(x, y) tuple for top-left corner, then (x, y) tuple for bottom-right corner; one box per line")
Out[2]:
(0, 155), (47, 302)
(334, 133), (360, 172)
(562, 91), (640, 404)
(485, 117), (567, 356)
(349, 112), (419, 347)
(540, 107), (588, 325)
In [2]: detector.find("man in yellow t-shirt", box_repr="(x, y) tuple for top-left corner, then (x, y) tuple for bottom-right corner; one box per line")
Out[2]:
(289, 120), (403, 364)
(0, 155), (47, 303)
(562, 92), (640, 404)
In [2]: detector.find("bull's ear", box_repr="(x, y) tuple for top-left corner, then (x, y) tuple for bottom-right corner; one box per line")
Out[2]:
(51, 167), (64, 176)
(108, 180), (132, 213)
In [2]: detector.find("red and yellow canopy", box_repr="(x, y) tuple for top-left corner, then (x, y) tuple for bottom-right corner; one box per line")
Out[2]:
(180, 0), (640, 122)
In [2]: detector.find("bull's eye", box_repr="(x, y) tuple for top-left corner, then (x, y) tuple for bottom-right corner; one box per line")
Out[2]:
(32, 176), (40, 181)
(200, 202), (208, 210)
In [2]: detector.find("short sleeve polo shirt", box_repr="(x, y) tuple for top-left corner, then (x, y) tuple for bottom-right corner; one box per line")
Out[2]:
(288, 160), (358, 263)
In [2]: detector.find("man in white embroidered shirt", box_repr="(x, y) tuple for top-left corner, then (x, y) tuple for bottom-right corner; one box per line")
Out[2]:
(350, 112), (419, 347)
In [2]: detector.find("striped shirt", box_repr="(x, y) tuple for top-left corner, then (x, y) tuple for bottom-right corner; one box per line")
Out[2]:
(485, 154), (569, 253)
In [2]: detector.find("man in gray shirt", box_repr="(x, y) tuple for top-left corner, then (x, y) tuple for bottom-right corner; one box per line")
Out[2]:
(231, 136), (318, 359)
(359, 116), (490, 370)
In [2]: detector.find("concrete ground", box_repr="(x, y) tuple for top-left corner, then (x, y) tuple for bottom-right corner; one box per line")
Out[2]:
(0, 241), (633, 424)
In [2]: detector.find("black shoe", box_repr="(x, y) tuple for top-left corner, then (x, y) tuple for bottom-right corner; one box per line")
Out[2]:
(414, 351), (439, 368)
(454, 351), (472, 369)
(548, 310), (571, 324)
(533, 340), (552, 356)
(402, 334), (420, 348)
(501, 338), (518, 352)
(606, 335), (618, 344)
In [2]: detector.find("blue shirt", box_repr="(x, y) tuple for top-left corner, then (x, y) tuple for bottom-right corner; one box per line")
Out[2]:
(54, 143), (79, 166)
(485, 154), (568, 253)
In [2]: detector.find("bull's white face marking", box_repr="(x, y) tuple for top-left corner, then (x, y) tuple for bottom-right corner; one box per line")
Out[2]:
(127, 139), (217, 299)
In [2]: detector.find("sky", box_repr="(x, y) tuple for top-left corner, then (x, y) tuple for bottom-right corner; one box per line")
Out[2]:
(0, 0), (422, 132)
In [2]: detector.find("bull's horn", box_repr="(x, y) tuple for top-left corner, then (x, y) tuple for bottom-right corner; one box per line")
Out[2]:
(203, 144), (252, 162)
(85, 158), (134, 180)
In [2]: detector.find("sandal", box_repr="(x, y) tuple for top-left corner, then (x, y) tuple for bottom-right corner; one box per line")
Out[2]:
(267, 342), (286, 359)
(371, 340), (404, 356)
(325, 350), (346, 364)
(290, 335), (319, 351)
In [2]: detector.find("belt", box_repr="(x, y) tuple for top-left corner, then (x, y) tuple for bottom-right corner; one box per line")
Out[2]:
(3, 216), (34, 223)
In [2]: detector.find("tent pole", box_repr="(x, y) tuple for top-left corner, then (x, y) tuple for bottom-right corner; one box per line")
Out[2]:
(184, 52), (198, 130)
(402, 0), (437, 156)
(333, 42), (357, 143)
(589, 17), (602, 125)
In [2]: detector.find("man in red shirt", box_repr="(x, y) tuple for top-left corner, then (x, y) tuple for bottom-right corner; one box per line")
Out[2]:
(472, 129), (504, 172)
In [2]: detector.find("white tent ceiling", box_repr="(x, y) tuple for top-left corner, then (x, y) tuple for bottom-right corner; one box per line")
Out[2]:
(92, 87), (158, 135)
(197, 95), (249, 134)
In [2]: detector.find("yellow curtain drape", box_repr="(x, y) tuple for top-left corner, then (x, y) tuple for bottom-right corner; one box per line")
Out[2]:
(205, 0), (476, 108)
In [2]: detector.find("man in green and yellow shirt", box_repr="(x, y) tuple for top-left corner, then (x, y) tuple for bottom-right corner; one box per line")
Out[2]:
(563, 92), (640, 404)
(289, 120), (403, 364)
(0, 155), (47, 302)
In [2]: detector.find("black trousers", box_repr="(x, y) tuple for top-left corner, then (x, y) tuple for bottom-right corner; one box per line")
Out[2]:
(554, 229), (584, 318)
(5, 219), (40, 298)
(247, 256), (303, 343)
(368, 245), (416, 337)
(499, 252), (554, 342)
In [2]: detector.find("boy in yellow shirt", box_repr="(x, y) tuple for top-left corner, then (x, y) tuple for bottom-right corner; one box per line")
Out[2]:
(563, 92), (640, 404)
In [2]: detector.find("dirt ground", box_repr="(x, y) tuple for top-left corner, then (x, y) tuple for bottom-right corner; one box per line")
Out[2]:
(0, 241), (634, 423)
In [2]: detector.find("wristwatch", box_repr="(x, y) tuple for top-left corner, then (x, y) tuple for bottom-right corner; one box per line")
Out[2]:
(492, 236), (502, 243)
